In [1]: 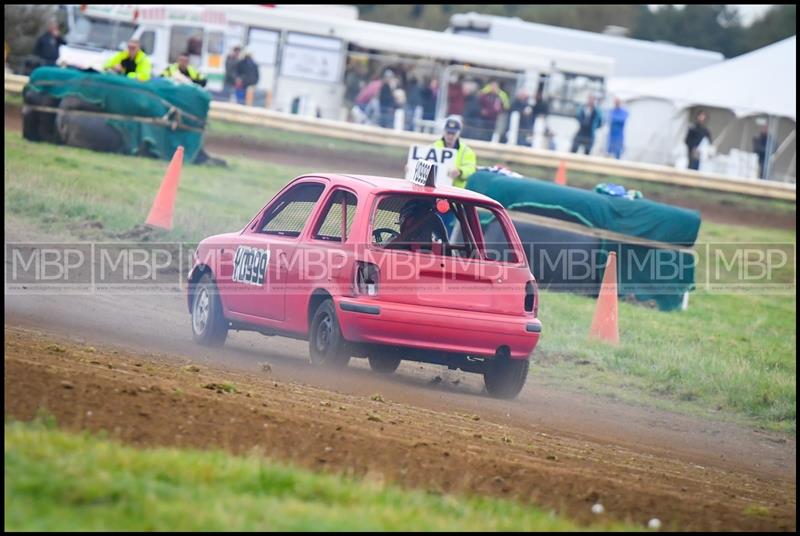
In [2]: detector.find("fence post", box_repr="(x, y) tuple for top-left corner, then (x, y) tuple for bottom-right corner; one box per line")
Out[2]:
(394, 108), (405, 131)
(507, 110), (520, 146)
(413, 105), (423, 132)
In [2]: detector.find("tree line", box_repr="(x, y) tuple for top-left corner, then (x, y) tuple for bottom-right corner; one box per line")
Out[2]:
(356, 4), (796, 58)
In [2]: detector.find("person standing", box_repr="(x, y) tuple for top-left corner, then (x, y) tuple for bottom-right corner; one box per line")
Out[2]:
(685, 110), (712, 171)
(378, 69), (398, 128)
(433, 116), (477, 189)
(420, 77), (438, 124)
(509, 89), (533, 146)
(446, 74), (464, 117)
(531, 90), (549, 137)
(478, 80), (508, 141)
(235, 50), (259, 105)
(104, 39), (152, 81)
(461, 80), (482, 141)
(752, 119), (773, 180)
(404, 77), (422, 131)
(223, 45), (241, 101)
(571, 94), (603, 154)
(606, 97), (629, 159)
(33, 20), (66, 67)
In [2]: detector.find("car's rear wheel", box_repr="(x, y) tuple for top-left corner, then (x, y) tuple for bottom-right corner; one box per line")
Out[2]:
(191, 273), (228, 347)
(483, 353), (529, 399)
(368, 347), (402, 374)
(309, 299), (351, 368)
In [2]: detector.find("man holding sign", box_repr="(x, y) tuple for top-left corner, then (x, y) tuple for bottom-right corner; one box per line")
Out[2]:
(405, 116), (477, 188)
(433, 116), (477, 188)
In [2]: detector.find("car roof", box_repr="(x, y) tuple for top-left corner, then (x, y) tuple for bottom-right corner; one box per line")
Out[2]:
(299, 173), (502, 206)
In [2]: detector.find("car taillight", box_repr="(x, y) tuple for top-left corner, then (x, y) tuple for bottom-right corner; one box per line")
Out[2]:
(355, 261), (380, 297)
(525, 280), (538, 316)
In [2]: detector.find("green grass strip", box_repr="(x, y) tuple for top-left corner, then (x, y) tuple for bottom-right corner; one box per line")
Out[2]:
(4, 420), (632, 531)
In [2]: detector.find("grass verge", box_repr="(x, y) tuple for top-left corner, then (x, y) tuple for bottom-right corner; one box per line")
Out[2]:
(4, 419), (627, 531)
(4, 134), (295, 242)
(4, 134), (796, 432)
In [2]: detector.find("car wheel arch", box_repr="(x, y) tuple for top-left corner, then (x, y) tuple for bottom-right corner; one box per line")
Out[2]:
(307, 288), (334, 334)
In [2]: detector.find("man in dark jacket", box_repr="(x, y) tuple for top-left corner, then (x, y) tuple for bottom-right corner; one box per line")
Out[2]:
(461, 80), (482, 140)
(571, 95), (603, 154)
(378, 69), (397, 128)
(34, 20), (66, 67)
(235, 51), (260, 105)
(420, 78), (438, 122)
(223, 45), (241, 101)
(509, 89), (533, 146)
(685, 110), (712, 171)
(752, 120), (773, 179)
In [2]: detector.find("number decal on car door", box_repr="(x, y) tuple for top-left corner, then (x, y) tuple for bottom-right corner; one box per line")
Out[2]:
(232, 246), (270, 286)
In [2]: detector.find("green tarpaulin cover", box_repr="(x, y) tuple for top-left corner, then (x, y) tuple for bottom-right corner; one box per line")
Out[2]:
(467, 171), (701, 311)
(24, 66), (210, 162)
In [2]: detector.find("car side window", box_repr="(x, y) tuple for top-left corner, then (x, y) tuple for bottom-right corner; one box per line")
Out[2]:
(476, 207), (519, 263)
(313, 189), (358, 242)
(259, 182), (325, 237)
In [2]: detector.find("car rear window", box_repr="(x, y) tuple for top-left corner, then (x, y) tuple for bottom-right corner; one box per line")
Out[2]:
(371, 194), (519, 263)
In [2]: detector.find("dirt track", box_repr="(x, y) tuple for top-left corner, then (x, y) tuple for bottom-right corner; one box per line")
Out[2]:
(4, 326), (795, 531)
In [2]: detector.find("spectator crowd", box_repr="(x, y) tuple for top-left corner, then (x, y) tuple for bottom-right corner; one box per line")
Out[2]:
(32, 19), (768, 178)
(342, 58), (632, 158)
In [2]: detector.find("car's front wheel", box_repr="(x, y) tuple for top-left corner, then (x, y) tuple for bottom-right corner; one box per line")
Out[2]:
(191, 273), (228, 347)
(309, 299), (351, 368)
(483, 354), (529, 399)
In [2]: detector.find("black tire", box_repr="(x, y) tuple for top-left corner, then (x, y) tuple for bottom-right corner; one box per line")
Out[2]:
(309, 300), (351, 368)
(483, 356), (529, 399)
(368, 348), (402, 374)
(191, 273), (228, 347)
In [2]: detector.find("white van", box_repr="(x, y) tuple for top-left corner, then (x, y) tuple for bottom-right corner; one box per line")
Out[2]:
(59, 4), (227, 91)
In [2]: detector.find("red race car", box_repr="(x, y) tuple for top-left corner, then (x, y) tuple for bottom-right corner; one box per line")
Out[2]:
(187, 169), (541, 398)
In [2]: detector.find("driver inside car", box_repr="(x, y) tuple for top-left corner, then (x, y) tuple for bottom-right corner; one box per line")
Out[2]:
(385, 198), (448, 252)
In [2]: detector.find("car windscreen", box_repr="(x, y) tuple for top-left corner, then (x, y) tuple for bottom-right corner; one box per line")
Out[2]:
(66, 15), (136, 50)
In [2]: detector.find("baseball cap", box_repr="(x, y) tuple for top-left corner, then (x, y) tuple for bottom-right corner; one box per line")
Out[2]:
(444, 116), (462, 133)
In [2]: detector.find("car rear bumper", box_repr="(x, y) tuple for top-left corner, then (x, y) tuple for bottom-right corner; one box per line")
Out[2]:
(335, 297), (541, 359)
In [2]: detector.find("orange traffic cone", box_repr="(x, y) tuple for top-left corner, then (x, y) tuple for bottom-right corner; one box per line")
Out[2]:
(145, 146), (184, 230)
(589, 251), (619, 345)
(554, 160), (567, 185)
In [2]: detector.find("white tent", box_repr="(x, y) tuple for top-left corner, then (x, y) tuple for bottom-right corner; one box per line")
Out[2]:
(606, 37), (796, 181)
(611, 36), (795, 119)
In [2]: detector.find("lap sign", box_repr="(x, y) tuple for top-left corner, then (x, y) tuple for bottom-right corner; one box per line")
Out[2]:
(405, 145), (456, 187)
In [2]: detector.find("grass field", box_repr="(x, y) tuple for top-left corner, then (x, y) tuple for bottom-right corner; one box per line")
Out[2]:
(4, 133), (796, 432)
(5, 419), (627, 531)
